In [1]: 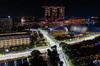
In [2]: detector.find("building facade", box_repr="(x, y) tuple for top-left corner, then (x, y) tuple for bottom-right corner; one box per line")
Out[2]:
(0, 18), (13, 32)
(42, 6), (65, 21)
(14, 16), (35, 26)
(0, 32), (30, 48)
(68, 17), (87, 24)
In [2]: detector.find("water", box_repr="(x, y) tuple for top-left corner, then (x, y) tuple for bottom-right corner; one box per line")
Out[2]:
(87, 22), (100, 32)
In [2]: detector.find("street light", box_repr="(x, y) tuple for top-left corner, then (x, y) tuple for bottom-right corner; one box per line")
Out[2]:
(8, 16), (10, 18)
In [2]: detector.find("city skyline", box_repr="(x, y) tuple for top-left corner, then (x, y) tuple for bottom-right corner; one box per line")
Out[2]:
(0, 0), (100, 65)
(0, 0), (100, 18)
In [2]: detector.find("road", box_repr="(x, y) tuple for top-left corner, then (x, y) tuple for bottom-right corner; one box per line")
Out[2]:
(0, 51), (31, 61)
(40, 30), (100, 66)
(0, 46), (51, 61)
(0, 29), (99, 66)
(67, 34), (100, 44)
(40, 30), (69, 66)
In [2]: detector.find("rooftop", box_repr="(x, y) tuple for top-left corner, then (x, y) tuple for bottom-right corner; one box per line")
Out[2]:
(0, 32), (28, 37)
(69, 17), (85, 20)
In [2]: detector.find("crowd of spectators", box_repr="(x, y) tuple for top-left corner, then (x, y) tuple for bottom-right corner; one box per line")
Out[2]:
(62, 37), (100, 66)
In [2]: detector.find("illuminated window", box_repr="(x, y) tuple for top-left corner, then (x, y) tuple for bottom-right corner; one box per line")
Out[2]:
(3, 41), (5, 44)
(11, 40), (13, 42)
(3, 45), (6, 47)
(22, 39), (24, 42)
(7, 42), (9, 44)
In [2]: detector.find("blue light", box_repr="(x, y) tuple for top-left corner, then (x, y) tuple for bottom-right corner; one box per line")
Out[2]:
(8, 16), (10, 18)
(60, 53), (65, 55)
(93, 22), (95, 24)
(97, 41), (100, 46)
(91, 20), (95, 25)
(50, 28), (53, 31)
(88, 18), (90, 22)
(88, 23), (90, 28)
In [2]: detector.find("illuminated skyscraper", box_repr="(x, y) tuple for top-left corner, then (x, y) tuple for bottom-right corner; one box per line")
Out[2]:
(42, 6), (65, 21)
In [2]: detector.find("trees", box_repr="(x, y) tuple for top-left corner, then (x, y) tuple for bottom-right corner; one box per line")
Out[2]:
(39, 33), (44, 38)
(95, 36), (100, 40)
(31, 50), (41, 58)
(59, 42), (66, 47)
(55, 36), (62, 40)
(31, 35), (37, 45)
(29, 43), (35, 48)
(42, 39), (45, 43)
(36, 41), (41, 44)
(30, 56), (47, 66)
(32, 36), (37, 41)
(0, 48), (5, 53)
(62, 39), (100, 66)
(47, 46), (60, 66)
(9, 45), (28, 52)
(51, 45), (57, 51)
(59, 61), (63, 66)
(30, 50), (47, 66)
(19, 61), (29, 66)
(47, 49), (52, 57)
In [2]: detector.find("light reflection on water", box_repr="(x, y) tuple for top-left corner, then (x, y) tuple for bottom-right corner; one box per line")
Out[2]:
(87, 22), (100, 32)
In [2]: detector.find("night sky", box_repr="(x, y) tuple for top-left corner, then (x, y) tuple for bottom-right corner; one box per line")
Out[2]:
(0, 0), (100, 18)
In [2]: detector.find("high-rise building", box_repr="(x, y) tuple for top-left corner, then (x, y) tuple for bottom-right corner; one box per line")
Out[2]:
(42, 6), (65, 21)
(14, 16), (36, 27)
(0, 18), (13, 32)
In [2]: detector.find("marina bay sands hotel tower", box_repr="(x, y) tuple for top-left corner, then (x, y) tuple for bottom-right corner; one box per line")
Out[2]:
(42, 6), (65, 21)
